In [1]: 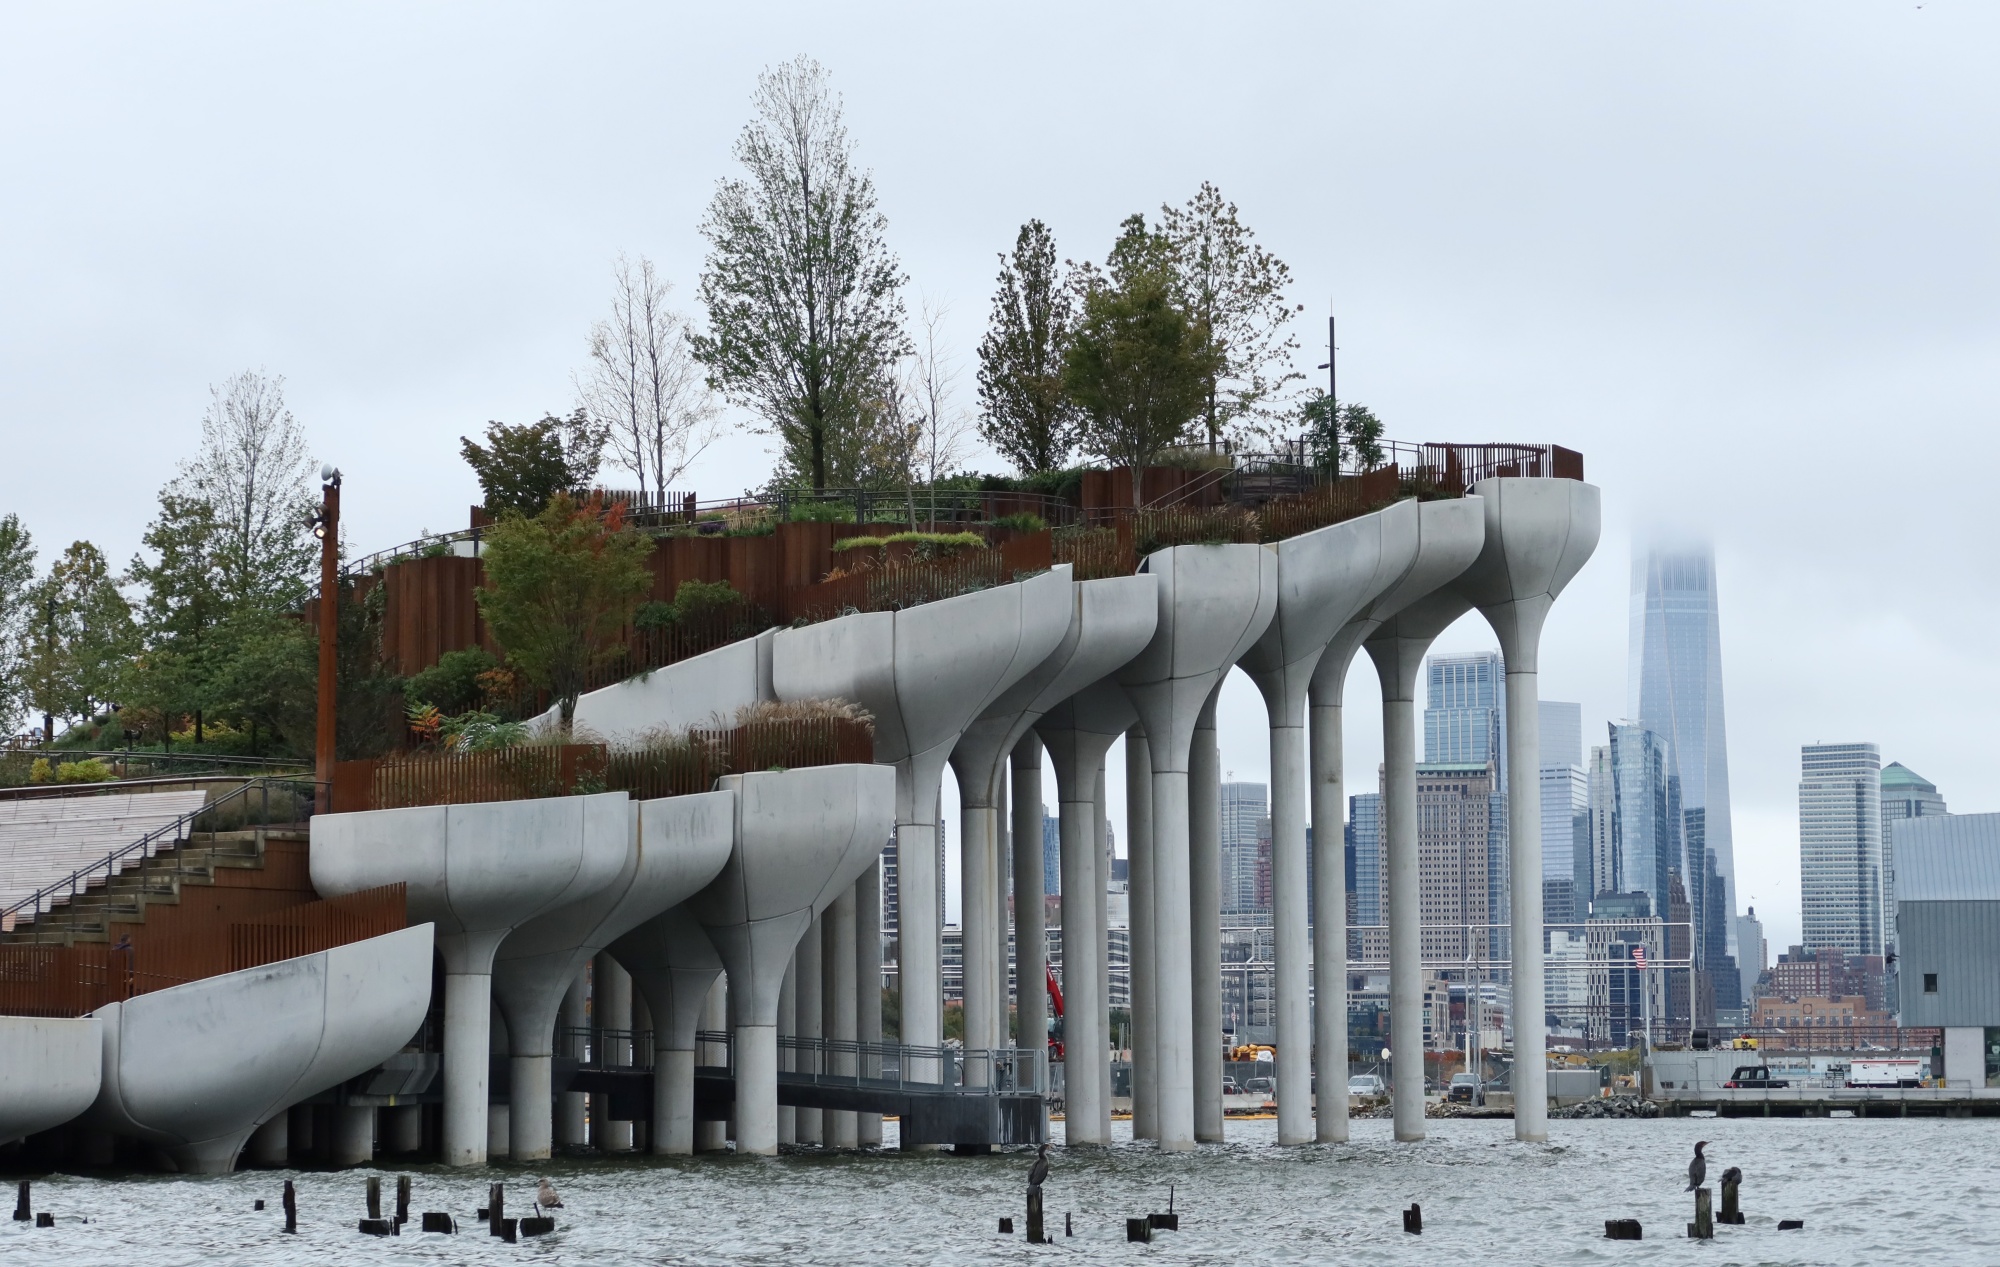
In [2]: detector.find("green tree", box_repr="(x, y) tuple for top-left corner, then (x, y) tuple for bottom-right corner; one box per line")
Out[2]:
(475, 494), (655, 727)
(976, 220), (1081, 475)
(0, 514), (35, 734)
(1158, 183), (1304, 450)
(124, 491), (228, 742)
(204, 606), (317, 755)
(693, 57), (910, 492)
(1064, 217), (1222, 503)
(23, 541), (136, 734)
(1297, 390), (1386, 473)
(461, 412), (599, 516)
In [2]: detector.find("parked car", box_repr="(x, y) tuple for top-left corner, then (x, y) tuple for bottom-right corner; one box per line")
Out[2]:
(1722, 1065), (1789, 1089)
(1221, 1076), (1245, 1095)
(1347, 1074), (1386, 1097)
(1447, 1072), (1481, 1103)
(1243, 1076), (1275, 1098)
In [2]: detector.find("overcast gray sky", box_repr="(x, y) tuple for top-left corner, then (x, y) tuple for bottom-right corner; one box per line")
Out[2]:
(4, 3), (1996, 951)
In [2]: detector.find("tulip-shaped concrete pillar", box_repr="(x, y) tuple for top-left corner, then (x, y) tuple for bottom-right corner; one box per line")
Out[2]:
(1239, 509), (1406, 1143)
(683, 764), (896, 1155)
(774, 570), (1072, 1103)
(1118, 544), (1278, 1151)
(312, 794), (637, 1166)
(1037, 675), (1145, 1146)
(610, 904), (725, 1155)
(824, 889), (859, 1147)
(1359, 499), (1488, 1142)
(1451, 477), (1601, 1142)
(795, 913), (824, 1144)
(491, 792), (732, 1161)
(1124, 726), (1156, 1140)
(856, 862), (885, 1147)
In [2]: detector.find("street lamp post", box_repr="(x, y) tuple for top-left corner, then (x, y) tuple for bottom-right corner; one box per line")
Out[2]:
(313, 466), (341, 814)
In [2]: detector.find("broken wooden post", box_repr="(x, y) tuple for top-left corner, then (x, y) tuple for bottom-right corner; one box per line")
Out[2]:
(1688, 1187), (1712, 1240)
(282, 1180), (298, 1234)
(1403, 1203), (1423, 1234)
(366, 1176), (381, 1221)
(1719, 1173), (1744, 1224)
(488, 1182), (504, 1238)
(1126, 1217), (1152, 1243)
(1778, 1218), (1804, 1231)
(421, 1212), (456, 1233)
(998, 1217), (1014, 1234)
(1604, 1218), (1642, 1240)
(12, 1181), (28, 1222)
(395, 1175), (411, 1226)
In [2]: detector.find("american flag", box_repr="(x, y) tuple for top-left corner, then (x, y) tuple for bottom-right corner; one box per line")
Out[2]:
(1632, 946), (1648, 970)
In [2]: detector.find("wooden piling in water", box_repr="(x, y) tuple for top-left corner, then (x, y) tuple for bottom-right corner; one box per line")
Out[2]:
(998, 1217), (1013, 1234)
(1066, 1211), (1073, 1237)
(1403, 1203), (1422, 1234)
(1126, 1217), (1152, 1243)
(1027, 1189), (1046, 1244)
(34, 1213), (53, 1228)
(396, 1175), (411, 1226)
(13, 1181), (28, 1222)
(1688, 1187), (1712, 1240)
(282, 1180), (298, 1234)
(1719, 1176), (1743, 1224)
(1604, 1218), (1642, 1240)
(366, 1176), (381, 1220)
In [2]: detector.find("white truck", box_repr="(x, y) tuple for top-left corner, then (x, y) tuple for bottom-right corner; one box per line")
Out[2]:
(1846, 1058), (1926, 1088)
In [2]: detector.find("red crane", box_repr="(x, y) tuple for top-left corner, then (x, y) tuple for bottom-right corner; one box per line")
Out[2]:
(1045, 963), (1065, 1059)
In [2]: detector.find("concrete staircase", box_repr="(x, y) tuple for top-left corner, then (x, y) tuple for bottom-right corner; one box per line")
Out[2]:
(1, 827), (310, 947)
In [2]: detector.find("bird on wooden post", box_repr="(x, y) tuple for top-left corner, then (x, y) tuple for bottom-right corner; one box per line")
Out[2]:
(1026, 1143), (1050, 1194)
(1685, 1141), (1708, 1192)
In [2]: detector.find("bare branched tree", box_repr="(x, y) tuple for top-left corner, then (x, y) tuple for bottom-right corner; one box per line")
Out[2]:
(902, 299), (973, 529)
(175, 370), (316, 608)
(576, 254), (719, 502)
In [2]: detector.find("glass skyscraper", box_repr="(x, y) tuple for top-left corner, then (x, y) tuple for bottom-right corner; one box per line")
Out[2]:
(1220, 781), (1269, 915)
(1629, 538), (1738, 949)
(1424, 650), (1506, 777)
(1800, 743), (1884, 956)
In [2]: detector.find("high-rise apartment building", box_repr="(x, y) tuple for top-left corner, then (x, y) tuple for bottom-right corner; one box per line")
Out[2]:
(1349, 791), (1383, 928)
(1041, 809), (1060, 896)
(1539, 700), (1586, 927)
(1414, 761), (1503, 963)
(1425, 650), (1507, 778)
(1629, 538), (1738, 945)
(1879, 762), (1946, 953)
(1606, 723), (1681, 911)
(1800, 743), (1885, 956)
(1734, 906), (1767, 1002)
(1220, 781), (1269, 915)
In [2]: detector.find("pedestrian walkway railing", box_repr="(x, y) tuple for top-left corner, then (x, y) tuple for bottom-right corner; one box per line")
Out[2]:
(555, 1026), (1045, 1096)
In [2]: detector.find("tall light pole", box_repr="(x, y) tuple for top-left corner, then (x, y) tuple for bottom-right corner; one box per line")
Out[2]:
(313, 465), (341, 813)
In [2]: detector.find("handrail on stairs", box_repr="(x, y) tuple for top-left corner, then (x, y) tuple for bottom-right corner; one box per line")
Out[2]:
(0, 775), (326, 938)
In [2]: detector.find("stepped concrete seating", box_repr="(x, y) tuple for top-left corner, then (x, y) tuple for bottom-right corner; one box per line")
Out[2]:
(0, 1016), (101, 1144)
(0, 791), (210, 919)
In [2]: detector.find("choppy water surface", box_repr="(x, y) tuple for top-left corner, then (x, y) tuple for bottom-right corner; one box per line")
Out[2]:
(7, 1116), (1997, 1267)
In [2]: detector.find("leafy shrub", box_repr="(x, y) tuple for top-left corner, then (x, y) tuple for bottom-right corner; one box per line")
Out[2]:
(54, 758), (114, 784)
(406, 647), (501, 716)
(991, 513), (1047, 534)
(29, 758), (53, 784)
(633, 601), (678, 630)
(634, 580), (742, 628)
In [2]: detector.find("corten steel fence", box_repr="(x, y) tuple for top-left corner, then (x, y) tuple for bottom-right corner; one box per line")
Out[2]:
(0, 776), (322, 934)
(583, 600), (780, 693)
(0, 883), (406, 1018)
(335, 720), (875, 812)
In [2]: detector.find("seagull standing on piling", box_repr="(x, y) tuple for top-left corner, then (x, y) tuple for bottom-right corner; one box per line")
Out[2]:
(1685, 1141), (1708, 1192)
(1026, 1143), (1050, 1194)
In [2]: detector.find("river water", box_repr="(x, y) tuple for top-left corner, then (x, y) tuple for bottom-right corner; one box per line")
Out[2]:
(6, 1116), (1995, 1267)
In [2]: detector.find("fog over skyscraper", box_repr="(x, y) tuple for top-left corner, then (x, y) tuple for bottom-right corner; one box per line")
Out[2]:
(1630, 537), (1738, 950)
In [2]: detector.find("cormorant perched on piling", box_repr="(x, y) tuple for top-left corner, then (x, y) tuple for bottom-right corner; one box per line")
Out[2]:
(1685, 1142), (1709, 1192)
(1026, 1143), (1050, 1193)
(537, 1179), (563, 1209)
(1721, 1165), (1741, 1188)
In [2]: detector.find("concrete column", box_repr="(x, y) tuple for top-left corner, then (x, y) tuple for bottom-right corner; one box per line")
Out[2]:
(1057, 752), (1106, 1144)
(1125, 727), (1158, 1140)
(594, 953), (635, 1151)
(1308, 685), (1350, 1143)
(734, 1024), (778, 1155)
(1012, 736), (1048, 1074)
(289, 1103), (315, 1156)
(441, 965), (494, 1166)
(795, 914), (824, 1144)
(1504, 667), (1548, 1140)
(826, 887), (859, 1148)
(898, 818), (943, 1097)
(248, 1114), (288, 1167)
(1189, 691), (1225, 1143)
(333, 1106), (375, 1166)
(1268, 712), (1313, 1145)
(509, 1049), (554, 1162)
(777, 955), (797, 1146)
(856, 858), (884, 1147)
(487, 1105), (509, 1160)
(696, 978), (729, 1152)
(961, 790), (999, 1080)
(1094, 763), (1113, 1133)
(1148, 754), (1197, 1153)
(555, 970), (589, 1147)
(1372, 668), (1426, 1142)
